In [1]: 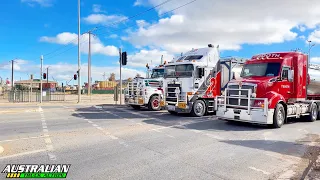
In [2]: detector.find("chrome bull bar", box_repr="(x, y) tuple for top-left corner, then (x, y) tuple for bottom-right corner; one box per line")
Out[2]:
(126, 82), (145, 105)
(216, 88), (268, 116)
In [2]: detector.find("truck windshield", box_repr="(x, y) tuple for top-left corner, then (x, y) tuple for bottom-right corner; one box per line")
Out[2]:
(151, 69), (164, 78)
(240, 63), (281, 78)
(165, 64), (194, 78)
(184, 55), (203, 60)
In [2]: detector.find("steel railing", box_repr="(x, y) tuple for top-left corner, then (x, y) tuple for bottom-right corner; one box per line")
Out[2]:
(216, 88), (268, 116)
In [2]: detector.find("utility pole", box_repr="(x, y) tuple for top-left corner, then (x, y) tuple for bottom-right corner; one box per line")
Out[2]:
(307, 40), (315, 98)
(46, 67), (49, 84)
(119, 48), (122, 105)
(10, 59), (15, 90)
(77, 0), (81, 103)
(40, 55), (43, 103)
(88, 31), (92, 96)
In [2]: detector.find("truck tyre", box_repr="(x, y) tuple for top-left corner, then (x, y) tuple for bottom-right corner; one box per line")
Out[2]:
(306, 103), (318, 122)
(272, 103), (285, 128)
(148, 96), (161, 111)
(191, 100), (206, 117)
(131, 105), (141, 110)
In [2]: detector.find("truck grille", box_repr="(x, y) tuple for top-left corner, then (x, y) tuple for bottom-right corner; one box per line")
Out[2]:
(227, 84), (255, 106)
(166, 83), (181, 104)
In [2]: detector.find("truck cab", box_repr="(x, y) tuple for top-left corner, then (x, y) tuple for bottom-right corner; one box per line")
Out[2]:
(125, 66), (165, 111)
(216, 52), (320, 128)
(164, 45), (221, 116)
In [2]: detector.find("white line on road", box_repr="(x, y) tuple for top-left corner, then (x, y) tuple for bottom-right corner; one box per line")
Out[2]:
(0, 146), (4, 154)
(39, 106), (56, 161)
(88, 121), (93, 124)
(92, 124), (98, 127)
(0, 135), (48, 143)
(0, 149), (46, 160)
(249, 166), (270, 175)
(96, 127), (103, 130)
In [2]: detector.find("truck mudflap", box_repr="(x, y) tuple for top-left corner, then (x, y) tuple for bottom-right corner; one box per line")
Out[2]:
(216, 88), (274, 124)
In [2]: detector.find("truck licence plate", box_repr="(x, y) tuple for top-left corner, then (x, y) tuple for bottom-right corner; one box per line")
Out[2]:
(167, 105), (175, 111)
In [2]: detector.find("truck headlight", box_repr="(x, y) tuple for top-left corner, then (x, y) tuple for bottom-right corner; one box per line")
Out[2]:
(251, 93), (256, 98)
(221, 91), (225, 95)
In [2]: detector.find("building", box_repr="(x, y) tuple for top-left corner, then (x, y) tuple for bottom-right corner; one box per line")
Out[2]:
(14, 79), (58, 90)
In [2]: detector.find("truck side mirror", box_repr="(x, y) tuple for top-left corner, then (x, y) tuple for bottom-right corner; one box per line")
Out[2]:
(288, 70), (294, 82)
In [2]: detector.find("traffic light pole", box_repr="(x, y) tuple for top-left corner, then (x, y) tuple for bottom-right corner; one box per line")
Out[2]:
(40, 55), (43, 104)
(119, 48), (122, 105)
(47, 67), (49, 84)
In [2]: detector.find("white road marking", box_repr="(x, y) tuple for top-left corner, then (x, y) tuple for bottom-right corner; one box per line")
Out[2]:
(39, 106), (56, 161)
(0, 135), (48, 143)
(149, 119), (214, 131)
(249, 166), (270, 175)
(0, 146), (4, 154)
(136, 123), (143, 126)
(205, 133), (225, 140)
(0, 149), (46, 160)
(88, 121), (93, 124)
(109, 135), (119, 140)
(152, 129), (162, 132)
(92, 124), (98, 127)
(96, 127), (103, 130)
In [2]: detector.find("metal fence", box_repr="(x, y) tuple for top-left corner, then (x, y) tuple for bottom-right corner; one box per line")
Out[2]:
(7, 90), (65, 102)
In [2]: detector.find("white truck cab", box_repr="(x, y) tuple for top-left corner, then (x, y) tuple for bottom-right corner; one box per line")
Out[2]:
(125, 66), (165, 111)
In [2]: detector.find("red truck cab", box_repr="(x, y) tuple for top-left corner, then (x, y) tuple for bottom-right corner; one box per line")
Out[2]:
(216, 52), (320, 128)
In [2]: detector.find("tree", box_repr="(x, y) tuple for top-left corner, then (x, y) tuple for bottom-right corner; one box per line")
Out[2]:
(136, 73), (141, 78)
(127, 78), (133, 82)
(108, 73), (116, 81)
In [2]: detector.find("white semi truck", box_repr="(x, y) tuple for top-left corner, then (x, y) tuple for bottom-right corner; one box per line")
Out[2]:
(164, 44), (245, 116)
(125, 65), (165, 111)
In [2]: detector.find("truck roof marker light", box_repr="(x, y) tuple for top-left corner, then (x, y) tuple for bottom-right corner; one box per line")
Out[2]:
(187, 92), (193, 95)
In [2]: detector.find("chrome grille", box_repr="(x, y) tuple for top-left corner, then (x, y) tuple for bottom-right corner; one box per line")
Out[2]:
(166, 83), (181, 104)
(227, 83), (255, 106)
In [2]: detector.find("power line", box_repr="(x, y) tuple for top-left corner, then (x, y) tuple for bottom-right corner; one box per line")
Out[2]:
(39, 0), (175, 59)
(95, 0), (198, 37)
(94, 0), (175, 33)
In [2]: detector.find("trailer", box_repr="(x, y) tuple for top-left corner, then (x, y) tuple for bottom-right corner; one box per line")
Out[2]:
(164, 44), (246, 117)
(216, 52), (320, 128)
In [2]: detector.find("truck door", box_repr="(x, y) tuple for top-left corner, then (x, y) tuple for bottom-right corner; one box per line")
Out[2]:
(279, 66), (293, 100)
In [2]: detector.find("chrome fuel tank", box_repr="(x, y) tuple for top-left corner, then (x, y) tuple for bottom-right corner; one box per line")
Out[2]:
(308, 66), (320, 95)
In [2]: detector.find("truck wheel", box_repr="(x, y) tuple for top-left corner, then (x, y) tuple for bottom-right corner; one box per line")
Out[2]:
(272, 103), (285, 128)
(131, 105), (141, 110)
(191, 100), (206, 117)
(148, 96), (161, 111)
(306, 103), (318, 122)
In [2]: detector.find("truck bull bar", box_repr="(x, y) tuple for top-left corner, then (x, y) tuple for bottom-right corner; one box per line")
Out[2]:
(215, 88), (269, 116)
(125, 82), (145, 105)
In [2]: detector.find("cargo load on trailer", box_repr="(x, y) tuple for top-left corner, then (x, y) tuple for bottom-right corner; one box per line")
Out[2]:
(164, 44), (246, 116)
(125, 64), (165, 111)
(216, 51), (320, 128)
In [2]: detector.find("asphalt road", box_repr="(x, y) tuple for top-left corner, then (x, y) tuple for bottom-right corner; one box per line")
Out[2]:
(0, 104), (319, 180)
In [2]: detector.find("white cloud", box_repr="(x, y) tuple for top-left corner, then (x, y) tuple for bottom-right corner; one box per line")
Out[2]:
(21, 0), (53, 7)
(308, 30), (320, 44)
(133, 0), (145, 6)
(92, 4), (105, 13)
(83, 14), (127, 25)
(0, 59), (30, 71)
(127, 49), (174, 68)
(311, 57), (320, 64)
(299, 35), (306, 40)
(125, 0), (320, 53)
(108, 34), (118, 39)
(39, 32), (119, 56)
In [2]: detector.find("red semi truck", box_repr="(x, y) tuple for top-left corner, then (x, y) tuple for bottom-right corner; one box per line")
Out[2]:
(216, 51), (320, 128)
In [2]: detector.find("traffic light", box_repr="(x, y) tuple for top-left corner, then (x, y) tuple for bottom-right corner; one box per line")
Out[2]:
(74, 74), (77, 80)
(62, 83), (64, 87)
(146, 63), (149, 69)
(43, 73), (47, 79)
(121, 52), (127, 65)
